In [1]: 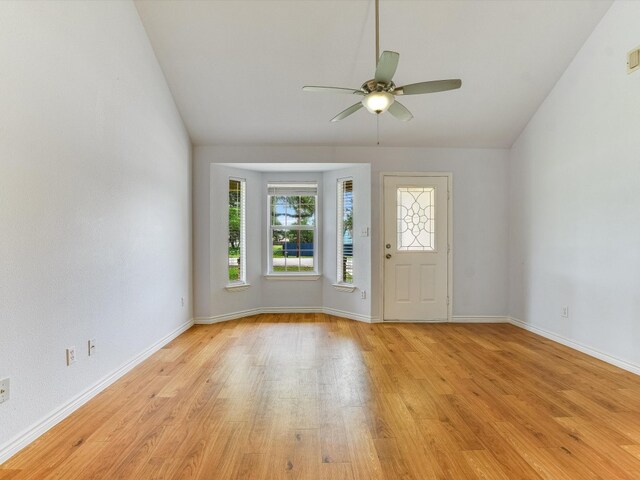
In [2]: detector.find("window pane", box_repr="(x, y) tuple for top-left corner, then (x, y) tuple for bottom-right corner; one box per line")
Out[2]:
(285, 256), (301, 272)
(285, 201), (297, 226)
(269, 187), (317, 274)
(270, 196), (277, 225)
(229, 179), (245, 282)
(271, 196), (288, 226)
(271, 229), (285, 272)
(301, 195), (316, 226)
(396, 187), (435, 251)
(341, 179), (353, 283)
(284, 195), (316, 226)
(271, 229), (314, 272)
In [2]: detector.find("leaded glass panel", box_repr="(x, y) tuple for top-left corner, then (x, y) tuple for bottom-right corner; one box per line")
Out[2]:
(396, 187), (435, 251)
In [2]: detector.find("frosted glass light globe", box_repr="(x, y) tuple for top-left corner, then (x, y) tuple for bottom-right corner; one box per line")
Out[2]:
(362, 91), (394, 114)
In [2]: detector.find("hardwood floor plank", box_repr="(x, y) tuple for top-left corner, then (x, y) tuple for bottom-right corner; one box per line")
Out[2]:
(417, 420), (482, 479)
(0, 471), (21, 480)
(39, 441), (111, 480)
(342, 406), (384, 480)
(468, 422), (544, 480)
(318, 463), (354, 480)
(289, 429), (321, 479)
(462, 450), (511, 480)
(318, 394), (350, 464)
(2, 316), (640, 479)
(233, 453), (269, 480)
(621, 444), (640, 461)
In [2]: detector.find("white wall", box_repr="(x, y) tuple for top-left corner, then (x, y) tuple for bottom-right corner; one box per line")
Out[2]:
(194, 146), (509, 320)
(207, 165), (263, 317)
(322, 166), (372, 319)
(508, 1), (640, 369)
(0, 0), (192, 455)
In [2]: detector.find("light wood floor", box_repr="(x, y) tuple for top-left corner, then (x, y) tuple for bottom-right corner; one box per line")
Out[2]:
(2, 314), (640, 479)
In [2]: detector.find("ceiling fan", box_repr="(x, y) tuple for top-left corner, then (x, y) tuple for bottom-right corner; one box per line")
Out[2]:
(303, 0), (462, 122)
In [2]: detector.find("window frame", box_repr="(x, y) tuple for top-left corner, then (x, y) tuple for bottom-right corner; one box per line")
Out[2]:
(227, 177), (247, 286)
(266, 182), (319, 277)
(336, 177), (354, 285)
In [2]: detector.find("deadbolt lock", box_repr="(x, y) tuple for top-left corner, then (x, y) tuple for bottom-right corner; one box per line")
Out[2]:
(386, 244), (391, 249)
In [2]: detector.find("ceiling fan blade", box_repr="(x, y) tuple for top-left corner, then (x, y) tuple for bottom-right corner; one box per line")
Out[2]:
(330, 103), (364, 122)
(374, 51), (399, 83)
(303, 86), (363, 95)
(388, 101), (413, 122)
(395, 79), (462, 96)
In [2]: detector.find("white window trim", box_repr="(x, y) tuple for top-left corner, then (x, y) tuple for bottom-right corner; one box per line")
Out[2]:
(336, 177), (354, 287)
(266, 182), (320, 276)
(226, 177), (247, 287)
(332, 283), (357, 292)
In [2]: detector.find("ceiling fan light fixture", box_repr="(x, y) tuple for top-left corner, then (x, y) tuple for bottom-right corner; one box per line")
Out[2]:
(362, 91), (394, 114)
(302, 0), (461, 123)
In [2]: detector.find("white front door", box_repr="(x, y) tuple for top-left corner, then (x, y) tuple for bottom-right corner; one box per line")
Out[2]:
(383, 175), (449, 322)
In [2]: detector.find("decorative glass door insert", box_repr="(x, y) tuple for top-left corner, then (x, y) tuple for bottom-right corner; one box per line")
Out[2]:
(396, 187), (435, 251)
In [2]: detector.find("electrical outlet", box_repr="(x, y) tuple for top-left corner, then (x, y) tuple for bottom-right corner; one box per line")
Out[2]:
(361, 290), (366, 299)
(66, 347), (76, 366)
(88, 339), (96, 356)
(561, 306), (569, 318)
(0, 378), (10, 404)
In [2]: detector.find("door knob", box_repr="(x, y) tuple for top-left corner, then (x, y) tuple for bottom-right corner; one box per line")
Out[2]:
(386, 254), (392, 259)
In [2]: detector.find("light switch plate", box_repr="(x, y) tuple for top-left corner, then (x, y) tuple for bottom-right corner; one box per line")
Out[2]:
(628, 47), (640, 74)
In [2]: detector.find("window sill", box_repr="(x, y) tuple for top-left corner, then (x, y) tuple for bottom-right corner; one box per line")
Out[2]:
(225, 283), (251, 292)
(264, 274), (321, 281)
(332, 283), (357, 293)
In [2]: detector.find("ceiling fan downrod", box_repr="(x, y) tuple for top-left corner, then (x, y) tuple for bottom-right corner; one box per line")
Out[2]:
(375, 0), (380, 66)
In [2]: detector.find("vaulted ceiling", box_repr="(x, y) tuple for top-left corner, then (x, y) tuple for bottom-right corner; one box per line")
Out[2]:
(134, 0), (612, 148)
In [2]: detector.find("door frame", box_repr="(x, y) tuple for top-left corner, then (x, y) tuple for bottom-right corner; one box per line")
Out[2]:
(379, 172), (453, 323)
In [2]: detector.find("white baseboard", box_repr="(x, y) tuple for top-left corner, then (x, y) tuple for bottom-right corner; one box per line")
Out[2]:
(194, 308), (262, 324)
(194, 307), (375, 324)
(509, 317), (640, 376)
(451, 315), (509, 324)
(323, 307), (373, 324)
(260, 307), (323, 314)
(195, 311), (510, 326)
(0, 318), (194, 465)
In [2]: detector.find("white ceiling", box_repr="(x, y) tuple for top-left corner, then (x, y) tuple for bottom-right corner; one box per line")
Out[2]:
(134, 0), (612, 148)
